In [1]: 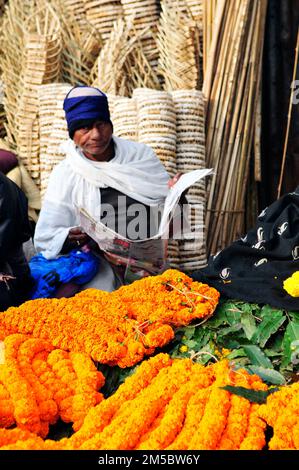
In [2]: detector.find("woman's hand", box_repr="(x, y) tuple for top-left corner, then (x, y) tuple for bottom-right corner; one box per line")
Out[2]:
(168, 173), (183, 189)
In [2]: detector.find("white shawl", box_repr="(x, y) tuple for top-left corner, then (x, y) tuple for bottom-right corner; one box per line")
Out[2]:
(34, 136), (170, 259)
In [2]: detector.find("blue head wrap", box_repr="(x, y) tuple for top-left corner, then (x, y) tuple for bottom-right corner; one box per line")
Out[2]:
(63, 86), (111, 138)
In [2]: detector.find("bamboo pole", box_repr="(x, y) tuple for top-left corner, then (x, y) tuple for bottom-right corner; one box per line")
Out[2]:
(277, 27), (299, 199)
(203, 0), (226, 99)
(204, 0), (268, 253)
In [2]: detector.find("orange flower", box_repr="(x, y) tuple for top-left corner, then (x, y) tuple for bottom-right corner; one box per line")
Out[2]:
(0, 270), (219, 368)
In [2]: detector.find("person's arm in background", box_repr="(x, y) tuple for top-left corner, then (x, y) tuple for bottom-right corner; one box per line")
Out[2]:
(34, 163), (81, 259)
(0, 174), (33, 308)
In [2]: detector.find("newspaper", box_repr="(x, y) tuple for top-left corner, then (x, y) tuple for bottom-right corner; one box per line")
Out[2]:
(78, 169), (213, 282)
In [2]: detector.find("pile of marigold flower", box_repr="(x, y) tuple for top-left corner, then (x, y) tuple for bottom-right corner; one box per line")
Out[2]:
(0, 334), (104, 438)
(0, 270), (220, 367)
(258, 382), (299, 450)
(0, 354), (269, 450)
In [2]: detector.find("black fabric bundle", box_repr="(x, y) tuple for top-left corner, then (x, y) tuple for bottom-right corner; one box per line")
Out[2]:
(192, 187), (299, 310)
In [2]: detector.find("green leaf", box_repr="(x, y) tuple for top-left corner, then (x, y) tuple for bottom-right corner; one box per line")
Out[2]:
(240, 309), (257, 340)
(206, 303), (230, 328)
(193, 344), (216, 365)
(263, 348), (283, 358)
(184, 339), (197, 349)
(257, 305), (272, 318)
(226, 348), (246, 359)
(224, 330), (253, 349)
(289, 311), (299, 323)
(266, 333), (284, 353)
(251, 311), (286, 348)
(221, 386), (278, 404)
(225, 307), (242, 325)
(246, 365), (286, 385)
(243, 345), (274, 368)
(290, 339), (299, 366)
(193, 328), (212, 349)
(182, 327), (195, 340)
(282, 321), (299, 367)
(218, 323), (244, 337)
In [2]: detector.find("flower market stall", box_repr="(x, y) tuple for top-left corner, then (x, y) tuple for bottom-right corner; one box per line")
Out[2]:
(0, 0), (299, 455)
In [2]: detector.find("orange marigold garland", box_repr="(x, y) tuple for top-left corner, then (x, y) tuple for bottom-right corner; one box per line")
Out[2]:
(0, 383), (14, 428)
(0, 334), (105, 437)
(0, 355), (271, 450)
(70, 353), (172, 449)
(167, 387), (212, 450)
(79, 358), (194, 450)
(259, 383), (299, 450)
(137, 364), (209, 450)
(0, 334), (43, 435)
(0, 270), (220, 367)
(219, 369), (267, 450)
(70, 356), (268, 451)
(188, 360), (232, 450)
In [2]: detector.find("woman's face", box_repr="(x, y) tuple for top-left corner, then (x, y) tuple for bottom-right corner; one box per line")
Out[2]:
(73, 121), (113, 162)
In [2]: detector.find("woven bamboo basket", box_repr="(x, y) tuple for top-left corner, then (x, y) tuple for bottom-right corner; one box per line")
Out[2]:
(171, 89), (207, 271)
(40, 117), (69, 198)
(157, 0), (201, 91)
(0, 0), (35, 150)
(111, 97), (138, 141)
(51, 0), (102, 86)
(15, 20), (62, 186)
(91, 18), (159, 96)
(38, 83), (72, 197)
(85, 0), (124, 41)
(120, 0), (159, 69)
(64, 0), (87, 30)
(106, 93), (118, 115)
(167, 239), (180, 269)
(133, 87), (177, 177)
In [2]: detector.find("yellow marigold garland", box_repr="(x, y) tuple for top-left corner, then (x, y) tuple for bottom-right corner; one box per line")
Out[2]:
(0, 270), (219, 367)
(167, 387), (212, 450)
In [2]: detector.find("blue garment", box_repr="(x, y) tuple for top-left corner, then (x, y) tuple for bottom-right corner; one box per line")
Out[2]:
(63, 86), (111, 136)
(29, 250), (99, 299)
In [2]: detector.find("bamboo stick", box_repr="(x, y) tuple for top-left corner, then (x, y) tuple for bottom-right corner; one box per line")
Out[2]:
(277, 27), (299, 199)
(204, 0), (268, 254)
